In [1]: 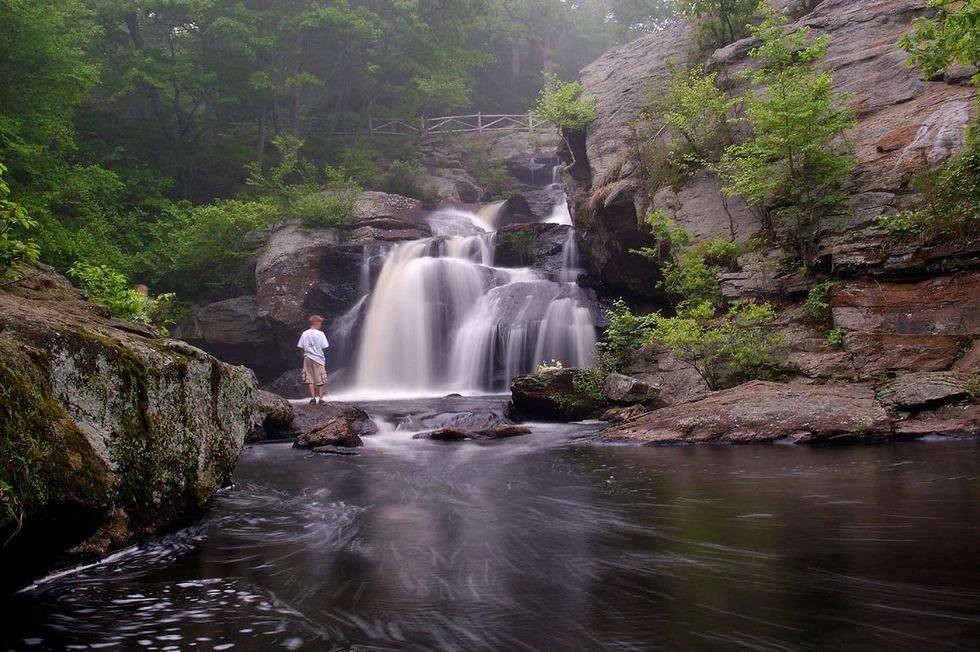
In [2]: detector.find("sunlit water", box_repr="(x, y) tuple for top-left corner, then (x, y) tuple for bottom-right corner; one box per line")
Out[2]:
(4, 404), (980, 651)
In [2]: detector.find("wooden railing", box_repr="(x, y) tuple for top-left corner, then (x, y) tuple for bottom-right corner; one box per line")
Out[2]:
(369, 113), (542, 136)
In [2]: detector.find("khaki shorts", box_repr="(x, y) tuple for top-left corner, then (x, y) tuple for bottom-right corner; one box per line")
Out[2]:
(302, 358), (328, 386)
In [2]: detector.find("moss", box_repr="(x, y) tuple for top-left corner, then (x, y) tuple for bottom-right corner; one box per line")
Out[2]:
(0, 342), (111, 520)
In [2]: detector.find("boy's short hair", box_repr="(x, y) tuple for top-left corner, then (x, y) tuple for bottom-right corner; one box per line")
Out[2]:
(309, 315), (323, 325)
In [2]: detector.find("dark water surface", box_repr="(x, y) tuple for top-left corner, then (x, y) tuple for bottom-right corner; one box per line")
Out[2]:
(4, 415), (980, 651)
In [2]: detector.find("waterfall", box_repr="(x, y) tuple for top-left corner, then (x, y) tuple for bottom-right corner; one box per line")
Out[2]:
(345, 207), (597, 397)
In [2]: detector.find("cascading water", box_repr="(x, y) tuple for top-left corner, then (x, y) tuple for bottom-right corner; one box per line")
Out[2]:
(342, 161), (596, 397)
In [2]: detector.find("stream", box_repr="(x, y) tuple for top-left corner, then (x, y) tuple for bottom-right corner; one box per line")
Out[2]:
(4, 398), (980, 651)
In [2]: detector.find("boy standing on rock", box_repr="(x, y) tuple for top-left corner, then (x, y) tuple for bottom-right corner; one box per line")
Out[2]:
(298, 315), (330, 405)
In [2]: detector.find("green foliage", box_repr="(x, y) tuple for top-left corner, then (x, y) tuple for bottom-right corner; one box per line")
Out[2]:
(721, 5), (856, 272)
(68, 262), (175, 333)
(379, 160), (440, 206)
(497, 230), (537, 264)
(573, 366), (608, 403)
(660, 255), (723, 312)
(824, 327), (845, 349)
(600, 299), (659, 373)
(532, 75), (598, 132)
(649, 65), (738, 169)
(803, 280), (834, 324)
(0, 477), (22, 539)
(677, 0), (757, 49)
(876, 140), (980, 243)
(649, 300), (783, 390)
(965, 374), (980, 403)
(142, 199), (276, 300)
(898, 0), (980, 88)
(0, 164), (41, 281)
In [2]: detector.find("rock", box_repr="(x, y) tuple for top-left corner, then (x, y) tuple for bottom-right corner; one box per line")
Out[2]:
(566, 1), (977, 299)
(877, 372), (971, 411)
(312, 445), (361, 456)
(832, 274), (980, 375)
(603, 381), (893, 445)
(895, 404), (980, 438)
(494, 223), (572, 275)
(255, 222), (340, 336)
(400, 411), (510, 433)
(291, 402), (377, 449)
(412, 425), (532, 441)
(603, 373), (664, 406)
(175, 296), (280, 377)
(0, 266), (259, 590)
(599, 404), (653, 423)
(506, 152), (560, 186)
(346, 191), (428, 244)
(628, 344), (712, 406)
(509, 369), (603, 421)
(250, 390), (295, 442)
(491, 194), (536, 229)
(265, 368), (307, 399)
(953, 340), (980, 372)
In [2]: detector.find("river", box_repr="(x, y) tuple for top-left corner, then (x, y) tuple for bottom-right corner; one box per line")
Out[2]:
(4, 401), (980, 651)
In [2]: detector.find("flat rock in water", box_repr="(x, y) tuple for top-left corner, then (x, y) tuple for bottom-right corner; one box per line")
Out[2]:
(413, 425), (532, 442)
(292, 402), (377, 449)
(603, 381), (893, 445)
(312, 445), (362, 456)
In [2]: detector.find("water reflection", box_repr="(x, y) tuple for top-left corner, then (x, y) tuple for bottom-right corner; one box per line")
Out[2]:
(4, 431), (980, 651)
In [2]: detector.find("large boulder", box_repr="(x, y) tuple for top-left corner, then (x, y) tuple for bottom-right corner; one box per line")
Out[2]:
(603, 381), (893, 445)
(174, 295), (280, 377)
(346, 191), (428, 244)
(0, 267), (259, 590)
(291, 402), (377, 449)
(603, 373), (665, 407)
(509, 368), (604, 421)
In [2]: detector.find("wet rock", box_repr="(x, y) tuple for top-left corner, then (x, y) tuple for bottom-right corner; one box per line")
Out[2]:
(510, 369), (604, 421)
(0, 266), (259, 590)
(895, 404), (980, 438)
(400, 411), (510, 433)
(506, 152), (560, 186)
(877, 372), (972, 411)
(291, 402), (377, 449)
(603, 381), (893, 445)
(492, 194), (536, 229)
(346, 191), (428, 244)
(250, 390), (296, 442)
(494, 223), (571, 274)
(603, 373), (665, 406)
(312, 445), (362, 456)
(412, 425), (532, 441)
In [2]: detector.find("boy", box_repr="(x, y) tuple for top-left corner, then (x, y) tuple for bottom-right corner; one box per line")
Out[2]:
(298, 315), (330, 405)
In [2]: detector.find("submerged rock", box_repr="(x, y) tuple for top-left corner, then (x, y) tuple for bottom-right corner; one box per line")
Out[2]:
(412, 425), (532, 441)
(603, 381), (893, 445)
(509, 369), (604, 421)
(0, 266), (259, 590)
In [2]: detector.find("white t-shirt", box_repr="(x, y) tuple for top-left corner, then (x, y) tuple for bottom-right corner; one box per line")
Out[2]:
(297, 328), (330, 365)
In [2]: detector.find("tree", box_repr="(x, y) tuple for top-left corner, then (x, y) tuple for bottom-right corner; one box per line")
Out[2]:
(898, 0), (980, 87)
(0, 164), (41, 281)
(721, 5), (855, 271)
(676, 0), (757, 49)
(532, 75), (598, 167)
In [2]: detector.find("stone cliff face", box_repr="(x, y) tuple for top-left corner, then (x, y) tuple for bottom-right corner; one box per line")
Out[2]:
(566, 0), (976, 299)
(0, 267), (259, 590)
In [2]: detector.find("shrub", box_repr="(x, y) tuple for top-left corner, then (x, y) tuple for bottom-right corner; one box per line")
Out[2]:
(824, 327), (845, 349)
(877, 141), (980, 243)
(0, 163), (40, 281)
(497, 230), (537, 264)
(379, 160), (440, 205)
(68, 262), (175, 333)
(573, 366), (608, 403)
(649, 300), (783, 390)
(803, 280), (834, 324)
(600, 299), (659, 373)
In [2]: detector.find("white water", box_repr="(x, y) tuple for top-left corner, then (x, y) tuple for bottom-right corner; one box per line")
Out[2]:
(342, 196), (596, 398)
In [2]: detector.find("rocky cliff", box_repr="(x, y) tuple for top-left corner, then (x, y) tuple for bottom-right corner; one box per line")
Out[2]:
(0, 267), (259, 590)
(566, 0), (976, 300)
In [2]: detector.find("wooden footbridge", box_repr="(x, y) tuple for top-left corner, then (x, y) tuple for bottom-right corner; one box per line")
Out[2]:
(369, 113), (544, 136)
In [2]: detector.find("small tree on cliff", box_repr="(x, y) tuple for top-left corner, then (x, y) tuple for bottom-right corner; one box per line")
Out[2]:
(899, 0), (980, 90)
(720, 5), (855, 272)
(532, 75), (598, 169)
(677, 0), (757, 50)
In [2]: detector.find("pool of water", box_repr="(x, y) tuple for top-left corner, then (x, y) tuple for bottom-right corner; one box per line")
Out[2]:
(4, 417), (980, 651)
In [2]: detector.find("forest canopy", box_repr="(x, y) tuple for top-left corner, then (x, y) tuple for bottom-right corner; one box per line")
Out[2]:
(0, 0), (679, 296)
